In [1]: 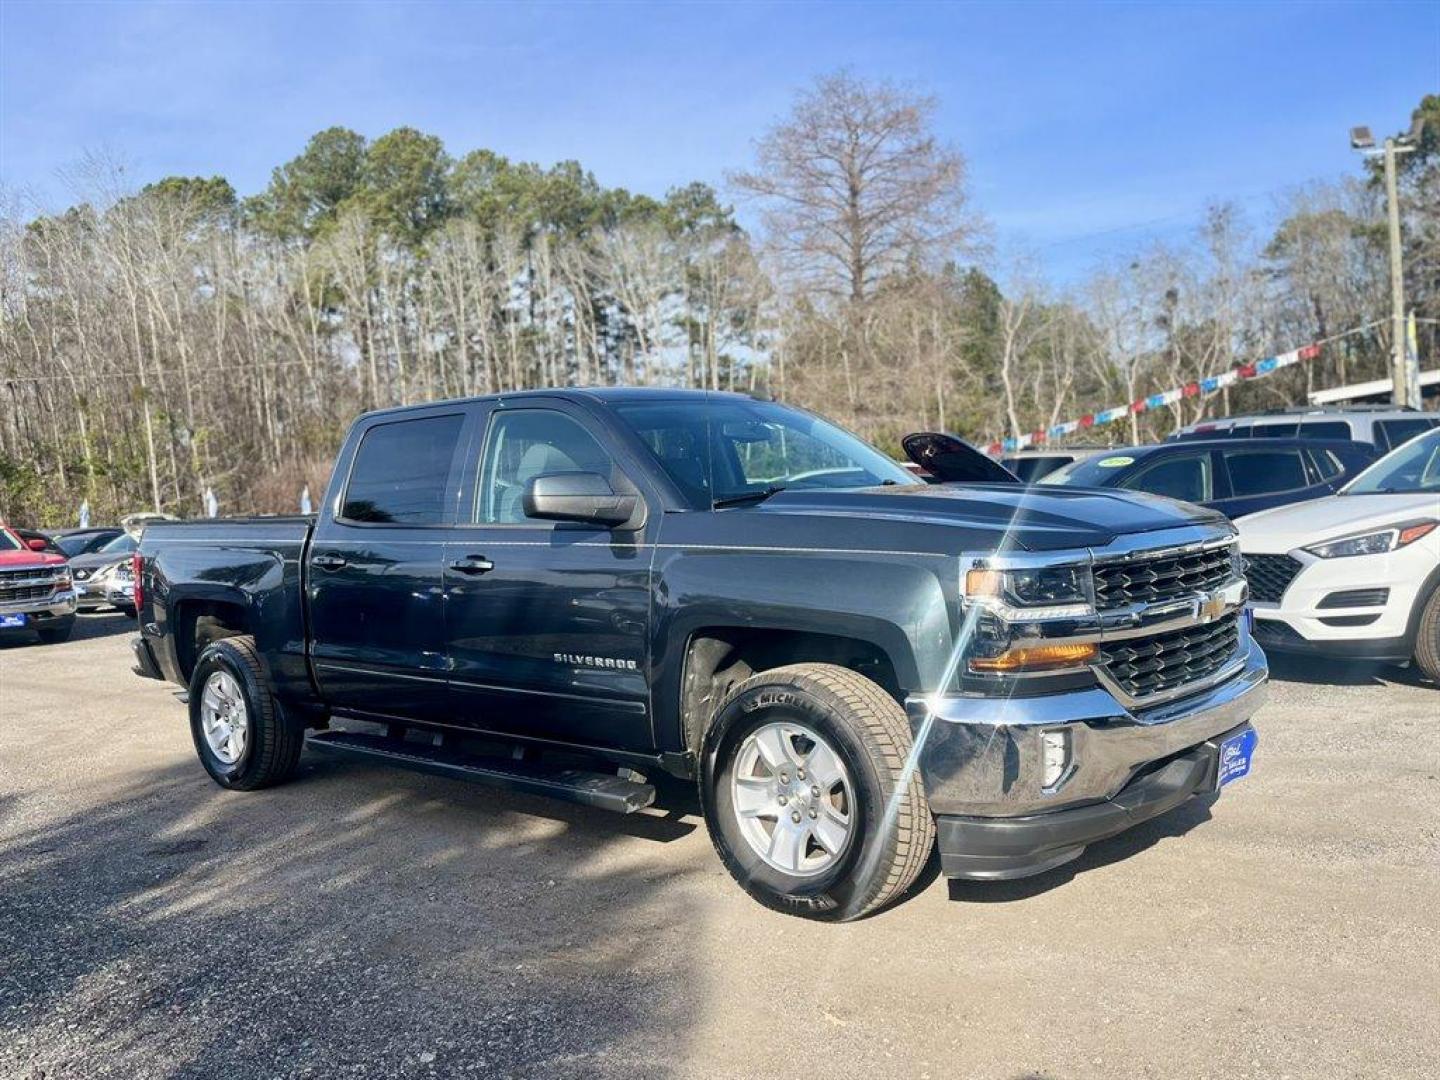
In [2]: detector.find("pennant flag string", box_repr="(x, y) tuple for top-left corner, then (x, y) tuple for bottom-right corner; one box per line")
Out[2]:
(985, 320), (1386, 455)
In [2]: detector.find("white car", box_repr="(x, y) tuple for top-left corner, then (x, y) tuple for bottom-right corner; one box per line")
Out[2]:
(1237, 427), (1440, 682)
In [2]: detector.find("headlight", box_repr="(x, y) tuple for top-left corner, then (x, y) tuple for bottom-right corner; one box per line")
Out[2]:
(964, 564), (1093, 620)
(1304, 520), (1436, 559)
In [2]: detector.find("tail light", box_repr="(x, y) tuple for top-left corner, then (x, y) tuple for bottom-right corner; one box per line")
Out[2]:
(131, 552), (144, 613)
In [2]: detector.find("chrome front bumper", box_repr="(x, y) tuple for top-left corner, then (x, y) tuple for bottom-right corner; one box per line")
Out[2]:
(0, 589), (78, 619)
(907, 633), (1268, 819)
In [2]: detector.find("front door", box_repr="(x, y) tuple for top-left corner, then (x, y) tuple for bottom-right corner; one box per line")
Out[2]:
(444, 403), (655, 751)
(308, 407), (472, 722)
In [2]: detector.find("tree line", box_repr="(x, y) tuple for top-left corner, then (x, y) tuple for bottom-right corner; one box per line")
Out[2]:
(0, 74), (1434, 525)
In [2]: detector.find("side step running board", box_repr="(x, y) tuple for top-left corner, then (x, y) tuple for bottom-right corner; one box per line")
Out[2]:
(305, 730), (656, 814)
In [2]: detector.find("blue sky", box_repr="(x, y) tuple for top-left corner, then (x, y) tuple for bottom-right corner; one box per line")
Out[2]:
(2, 0), (1435, 282)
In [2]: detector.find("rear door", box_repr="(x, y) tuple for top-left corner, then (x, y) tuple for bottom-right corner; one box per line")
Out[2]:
(1215, 444), (1323, 518)
(307, 406), (474, 722)
(443, 401), (658, 751)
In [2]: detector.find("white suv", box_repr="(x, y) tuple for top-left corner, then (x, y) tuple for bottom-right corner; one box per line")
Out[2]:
(1237, 427), (1440, 682)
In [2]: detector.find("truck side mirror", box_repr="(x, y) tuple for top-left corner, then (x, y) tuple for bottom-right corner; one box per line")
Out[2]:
(524, 472), (641, 529)
(26, 537), (49, 552)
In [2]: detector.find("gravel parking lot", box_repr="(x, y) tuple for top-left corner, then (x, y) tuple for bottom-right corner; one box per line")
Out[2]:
(2, 613), (1436, 1079)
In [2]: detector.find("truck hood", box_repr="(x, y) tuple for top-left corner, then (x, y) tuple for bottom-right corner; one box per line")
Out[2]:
(754, 484), (1230, 551)
(1237, 491), (1440, 553)
(0, 549), (65, 568)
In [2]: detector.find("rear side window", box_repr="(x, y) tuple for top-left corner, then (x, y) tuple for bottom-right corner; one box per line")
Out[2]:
(1224, 448), (1310, 497)
(1121, 454), (1212, 503)
(1377, 418), (1438, 451)
(341, 415), (464, 524)
(1298, 421), (1351, 440)
(1253, 422), (1298, 438)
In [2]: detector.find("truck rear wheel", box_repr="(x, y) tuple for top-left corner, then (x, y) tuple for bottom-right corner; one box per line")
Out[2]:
(699, 663), (934, 921)
(188, 635), (303, 790)
(1413, 586), (1440, 685)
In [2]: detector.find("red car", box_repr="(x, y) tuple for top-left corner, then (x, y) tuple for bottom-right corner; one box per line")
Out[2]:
(0, 524), (77, 643)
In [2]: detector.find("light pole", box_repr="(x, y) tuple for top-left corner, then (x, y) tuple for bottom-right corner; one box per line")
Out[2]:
(1350, 121), (1422, 408)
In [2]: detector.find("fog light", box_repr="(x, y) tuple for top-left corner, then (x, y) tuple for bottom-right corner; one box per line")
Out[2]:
(1041, 729), (1071, 789)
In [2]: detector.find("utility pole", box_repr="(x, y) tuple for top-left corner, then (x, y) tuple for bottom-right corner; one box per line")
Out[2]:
(1382, 137), (1411, 408)
(1351, 122), (1421, 408)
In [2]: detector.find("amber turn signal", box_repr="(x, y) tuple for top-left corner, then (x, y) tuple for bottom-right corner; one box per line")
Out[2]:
(1398, 522), (1436, 547)
(970, 642), (1098, 673)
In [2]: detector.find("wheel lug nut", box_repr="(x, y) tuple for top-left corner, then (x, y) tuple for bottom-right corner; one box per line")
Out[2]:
(791, 811), (801, 824)
(797, 768), (806, 780)
(811, 785), (820, 798)
(778, 795), (788, 805)
(808, 809), (817, 819)
(779, 772), (788, 783)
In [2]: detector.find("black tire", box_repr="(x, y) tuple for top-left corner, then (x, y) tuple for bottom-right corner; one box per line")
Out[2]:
(699, 663), (935, 921)
(188, 635), (304, 790)
(37, 618), (75, 644)
(1414, 587), (1440, 685)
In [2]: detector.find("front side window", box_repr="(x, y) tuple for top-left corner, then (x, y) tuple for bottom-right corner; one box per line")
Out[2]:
(613, 399), (917, 507)
(341, 414), (464, 524)
(476, 410), (614, 524)
(1224, 448), (1310, 497)
(1345, 429), (1440, 495)
(0, 529), (20, 552)
(1121, 454), (1211, 502)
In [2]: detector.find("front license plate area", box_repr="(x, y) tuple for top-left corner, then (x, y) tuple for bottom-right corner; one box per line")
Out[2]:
(0, 613), (28, 629)
(1216, 726), (1258, 790)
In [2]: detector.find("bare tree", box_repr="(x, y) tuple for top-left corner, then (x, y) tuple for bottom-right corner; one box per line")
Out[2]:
(731, 70), (978, 303)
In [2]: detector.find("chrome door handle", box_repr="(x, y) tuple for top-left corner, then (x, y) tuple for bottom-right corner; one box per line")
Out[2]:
(311, 553), (348, 571)
(448, 556), (495, 575)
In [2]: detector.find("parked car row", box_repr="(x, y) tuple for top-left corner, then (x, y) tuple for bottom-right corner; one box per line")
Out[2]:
(0, 517), (159, 645)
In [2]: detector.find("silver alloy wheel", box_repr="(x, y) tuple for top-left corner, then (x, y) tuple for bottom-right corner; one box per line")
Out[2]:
(200, 670), (249, 765)
(731, 720), (855, 877)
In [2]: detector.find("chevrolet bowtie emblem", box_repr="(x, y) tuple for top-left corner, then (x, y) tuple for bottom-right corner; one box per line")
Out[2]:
(1196, 592), (1228, 623)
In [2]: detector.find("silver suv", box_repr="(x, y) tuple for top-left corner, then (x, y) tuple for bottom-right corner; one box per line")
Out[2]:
(1174, 407), (1437, 452)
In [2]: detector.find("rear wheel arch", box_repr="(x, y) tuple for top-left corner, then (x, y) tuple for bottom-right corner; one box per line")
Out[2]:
(173, 596), (253, 682)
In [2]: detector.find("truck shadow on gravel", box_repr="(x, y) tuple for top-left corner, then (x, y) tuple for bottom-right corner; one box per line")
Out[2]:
(0, 612), (135, 651)
(0, 757), (708, 1079)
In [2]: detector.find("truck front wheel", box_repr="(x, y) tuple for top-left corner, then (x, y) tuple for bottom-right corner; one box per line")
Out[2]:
(188, 636), (303, 790)
(700, 663), (935, 921)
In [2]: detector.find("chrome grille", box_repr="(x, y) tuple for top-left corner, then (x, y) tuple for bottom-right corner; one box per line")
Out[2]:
(1093, 543), (1236, 611)
(0, 584), (54, 603)
(1100, 614), (1241, 701)
(1244, 554), (1303, 604)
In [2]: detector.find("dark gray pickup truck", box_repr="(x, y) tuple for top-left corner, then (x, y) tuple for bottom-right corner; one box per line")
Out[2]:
(133, 388), (1265, 920)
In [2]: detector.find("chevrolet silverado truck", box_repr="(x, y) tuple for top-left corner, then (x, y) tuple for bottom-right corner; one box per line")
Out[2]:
(0, 523), (77, 643)
(132, 389), (1266, 920)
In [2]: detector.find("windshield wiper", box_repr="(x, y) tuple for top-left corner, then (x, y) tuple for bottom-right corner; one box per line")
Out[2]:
(712, 484), (787, 509)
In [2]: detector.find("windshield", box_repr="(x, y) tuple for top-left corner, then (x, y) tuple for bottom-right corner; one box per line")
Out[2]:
(1343, 428), (1440, 495)
(58, 532), (106, 556)
(0, 528), (20, 552)
(98, 532), (139, 555)
(612, 399), (919, 507)
(1039, 451), (1141, 487)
